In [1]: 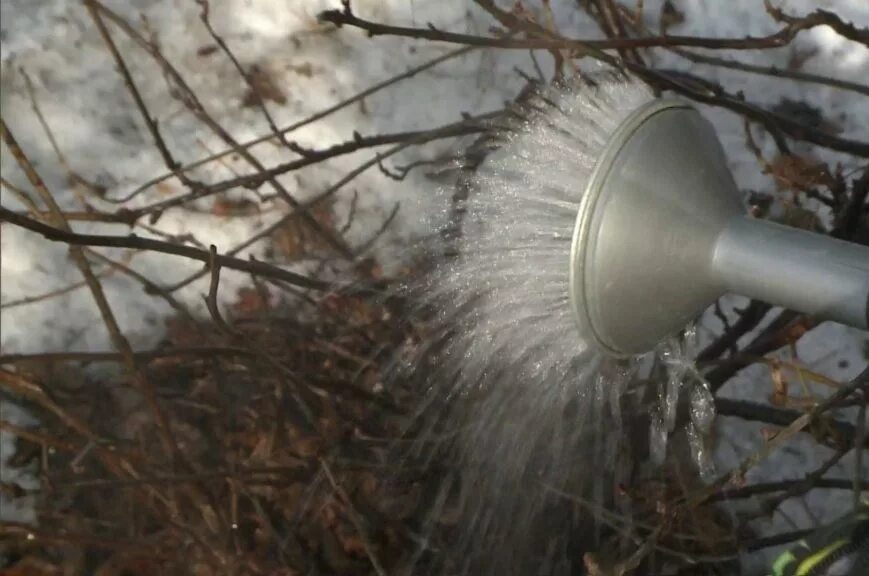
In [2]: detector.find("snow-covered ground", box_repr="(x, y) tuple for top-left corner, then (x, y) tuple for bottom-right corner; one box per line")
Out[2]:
(2, 0), (867, 572)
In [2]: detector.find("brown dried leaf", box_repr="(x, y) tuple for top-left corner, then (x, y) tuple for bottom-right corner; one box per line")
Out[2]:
(233, 286), (271, 316)
(768, 154), (833, 192)
(271, 200), (336, 259)
(212, 197), (259, 217)
(769, 361), (788, 406)
(242, 64), (287, 107)
(155, 181), (176, 196)
(293, 436), (322, 458)
(197, 44), (219, 57)
(164, 315), (201, 347)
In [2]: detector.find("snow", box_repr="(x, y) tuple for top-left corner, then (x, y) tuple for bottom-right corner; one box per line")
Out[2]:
(1, 0), (867, 572)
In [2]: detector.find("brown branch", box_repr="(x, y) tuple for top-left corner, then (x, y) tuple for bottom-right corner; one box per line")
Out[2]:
(742, 448), (849, 525)
(1, 269), (112, 310)
(0, 419), (79, 453)
(0, 368), (102, 445)
(7, 208), (139, 225)
(319, 458), (388, 576)
(626, 65), (868, 156)
(708, 477), (867, 503)
(1, 177), (42, 214)
(86, 0), (353, 258)
(834, 168), (869, 240)
(666, 49), (869, 97)
(161, 135), (437, 294)
(0, 522), (150, 552)
(715, 398), (866, 449)
(128, 116), (490, 220)
(0, 118), (180, 462)
(193, 115), (494, 194)
(706, 310), (807, 393)
(764, 0), (869, 46)
(118, 45), (476, 202)
(203, 245), (239, 336)
(719, 370), (869, 488)
(351, 202), (400, 256)
(0, 205), (332, 291)
(0, 346), (254, 365)
(473, 0), (552, 39)
(854, 392), (867, 508)
(84, 1), (204, 195)
(320, 5), (869, 156)
(698, 300), (772, 363)
(195, 0), (305, 156)
(320, 1), (865, 52)
(742, 528), (813, 552)
(612, 3), (869, 97)
(20, 68), (106, 200)
(0, 369), (177, 511)
(83, 247), (194, 318)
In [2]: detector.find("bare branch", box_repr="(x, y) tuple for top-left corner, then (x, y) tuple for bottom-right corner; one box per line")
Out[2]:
(320, 1), (867, 52)
(0, 205), (332, 291)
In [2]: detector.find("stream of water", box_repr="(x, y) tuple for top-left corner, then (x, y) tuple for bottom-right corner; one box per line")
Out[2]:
(403, 74), (716, 574)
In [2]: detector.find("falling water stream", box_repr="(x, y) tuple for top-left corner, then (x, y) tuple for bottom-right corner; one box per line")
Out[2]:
(403, 75), (716, 574)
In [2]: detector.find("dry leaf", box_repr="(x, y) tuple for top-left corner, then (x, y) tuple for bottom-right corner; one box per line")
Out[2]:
(197, 44), (218, 57)
(164, 315), (201, 346)
(769, 361), (788, 406)
(242, 64), (287, 107)
(233, 286), (270, 316)
(212, 197), (259, 217)
(768, 154), (833, 192)
(154, 180), (176, 196)
(271, 200), (336, 259)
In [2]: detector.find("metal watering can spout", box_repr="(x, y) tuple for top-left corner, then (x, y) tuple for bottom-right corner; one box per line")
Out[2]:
(569, 99), (869, 356)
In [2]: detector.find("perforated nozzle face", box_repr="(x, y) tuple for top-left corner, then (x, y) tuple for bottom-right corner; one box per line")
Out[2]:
(569, 99), (744, 356)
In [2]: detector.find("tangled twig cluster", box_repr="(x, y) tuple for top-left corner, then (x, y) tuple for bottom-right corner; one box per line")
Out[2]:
(1, 1), (867, 574)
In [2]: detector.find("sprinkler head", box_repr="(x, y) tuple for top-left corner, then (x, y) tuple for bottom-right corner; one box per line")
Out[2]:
(569, 99), (869, 356)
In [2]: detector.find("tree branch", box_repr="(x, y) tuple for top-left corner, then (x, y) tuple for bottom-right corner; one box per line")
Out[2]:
(0, 205), (332, 291)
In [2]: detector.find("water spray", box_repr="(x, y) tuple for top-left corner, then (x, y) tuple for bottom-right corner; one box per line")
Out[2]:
(412, 75), (868, 573)
(569, 98), (869, 356)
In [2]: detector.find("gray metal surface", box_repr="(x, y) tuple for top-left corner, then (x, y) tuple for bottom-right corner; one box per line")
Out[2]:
(570, 100), (743, 355)
(569, 99), (869, 356)
(714, 216), (869, 330)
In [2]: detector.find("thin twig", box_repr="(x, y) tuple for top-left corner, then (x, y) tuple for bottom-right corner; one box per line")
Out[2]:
(20, 68), (106, 199)
(319, 458), (388, 576)
(196, 0), (306, 156)
(709, 477), (868, 503)
(1, 177), (42, 214)
(87, 0), (353, 257)
(0, 346), (255, 365)
(119, 46), (476, 202)
(84, 0), (204, 195)
(715, 398), (866, 449)
(320, 1), (867, 53)
(854, 391), (867, 509)
(203, 245), (239, 336)
(0, 205), (332, 291)
(1, 119), (178, 459)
